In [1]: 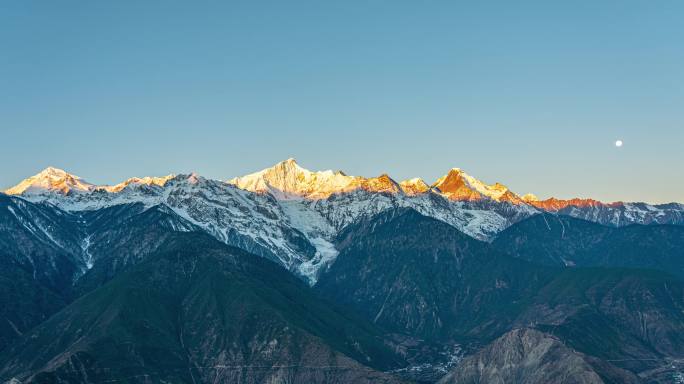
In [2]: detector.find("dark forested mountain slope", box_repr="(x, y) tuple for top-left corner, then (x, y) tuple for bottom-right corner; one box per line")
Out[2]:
(493, 213), (684, 278)
(72, 203), (200, 295)
(316, 209), (684, 382)
(438, 268), (684, 383)
(0, 233), (405, 384)
(517, 268), (684, 379)
(0, 257), (66, 353)
(0, 198), (209, 351)
(315, 208), (556, 342)
(0, 195), (83, 350)
(0, 195), (84, 291)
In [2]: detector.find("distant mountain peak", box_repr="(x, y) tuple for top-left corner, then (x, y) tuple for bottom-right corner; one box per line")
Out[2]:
(38, 166), (70, 177)
(228, 160), (535, 203)
(227, 159), (410, 199)
(432, 167), (523, 203)
(5, 166), (179, 197)
(4, 167), (95, 196)
(529, 197), (605, 211)
(228, 159), (356, 199)
(399, 178), (430, 196)
(432, 168), (482, 201)
(103, 175), (176, 193)
(355, 174), (401, 194)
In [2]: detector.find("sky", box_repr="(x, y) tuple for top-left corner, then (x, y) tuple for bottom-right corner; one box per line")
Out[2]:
(1, 1), (683, 203)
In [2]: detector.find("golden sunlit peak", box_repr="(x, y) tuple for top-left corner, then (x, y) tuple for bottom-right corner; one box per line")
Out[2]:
(399, 178), (430, 196)
(4, 167), (179, 197)
(5, 166), (94, 196)
(431, 167), (525, 203)
(32, 166), (84, 181)
(38, 166), (70, 176)
(104, 174), (176, 193)
(228, 158), (358, 200)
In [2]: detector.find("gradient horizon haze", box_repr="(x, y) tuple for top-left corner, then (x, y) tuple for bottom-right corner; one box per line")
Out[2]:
(1, 1), (683, 203)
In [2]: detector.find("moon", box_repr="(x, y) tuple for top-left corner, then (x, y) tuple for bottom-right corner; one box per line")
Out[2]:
(615, 140), (623, 147)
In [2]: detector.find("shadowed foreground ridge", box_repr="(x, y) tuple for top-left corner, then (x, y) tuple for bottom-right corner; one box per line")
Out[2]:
(0, 232), (403, 384)
(316, 208), (684, 383)
(438, 328), (639, 384)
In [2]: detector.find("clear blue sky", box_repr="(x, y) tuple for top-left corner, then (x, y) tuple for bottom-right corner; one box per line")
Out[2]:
(1, 1), (682, 203)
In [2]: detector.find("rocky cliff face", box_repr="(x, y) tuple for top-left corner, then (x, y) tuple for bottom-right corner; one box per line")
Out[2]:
(438, 328), (639, 384)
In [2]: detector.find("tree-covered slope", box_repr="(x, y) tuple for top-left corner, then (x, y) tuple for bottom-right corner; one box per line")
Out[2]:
(316, 208), (557, 342)
(493, 213), (684, 278)
(0, 233), (404, 384)
(518, 268), (684, 377)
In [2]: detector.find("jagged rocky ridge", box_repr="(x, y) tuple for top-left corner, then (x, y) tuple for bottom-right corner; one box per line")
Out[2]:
(3, 159), (683, 286)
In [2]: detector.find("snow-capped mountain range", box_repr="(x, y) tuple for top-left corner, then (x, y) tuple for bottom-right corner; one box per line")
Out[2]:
(3, 159), (683, 284)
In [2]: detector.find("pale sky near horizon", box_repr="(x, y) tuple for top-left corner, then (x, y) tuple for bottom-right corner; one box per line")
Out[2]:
(1, 1), (683, 203)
